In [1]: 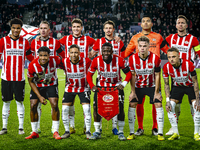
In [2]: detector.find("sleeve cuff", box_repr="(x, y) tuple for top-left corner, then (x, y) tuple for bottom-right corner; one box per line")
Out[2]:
(121, 81), (128, 87)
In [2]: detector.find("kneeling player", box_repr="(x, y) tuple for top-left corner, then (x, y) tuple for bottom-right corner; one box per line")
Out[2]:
(128, 36), (164, 141)
(61, 44), (92, 139)
(26, 46), (62, 140)
(163, 47), (200, 141)
(87, 42), (132, 141)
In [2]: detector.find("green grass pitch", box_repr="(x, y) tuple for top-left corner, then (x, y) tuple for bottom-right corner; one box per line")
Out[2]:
(0, 69), (200, 150)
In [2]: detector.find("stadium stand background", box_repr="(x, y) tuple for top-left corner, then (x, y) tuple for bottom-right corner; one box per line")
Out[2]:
(0, 0), (200, 59)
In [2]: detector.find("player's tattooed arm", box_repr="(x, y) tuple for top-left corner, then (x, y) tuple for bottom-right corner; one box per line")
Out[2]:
(191, 75), (200, 111)
(164, 77), (170, 98)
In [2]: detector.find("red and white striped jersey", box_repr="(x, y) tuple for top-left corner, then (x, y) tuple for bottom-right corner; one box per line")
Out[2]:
(61, 57), (91, 92)
(27, 56), (61, 87)
(163, 59), (195, 87)
(129, 52), (161, 88)
(0, 36), (31, 81)
(31, 37), (64, 58)
(88, 54), (127, 87)
(92, 37), (125, 58)
(59, 35), (96, 58)
(166, 33), (200, 61)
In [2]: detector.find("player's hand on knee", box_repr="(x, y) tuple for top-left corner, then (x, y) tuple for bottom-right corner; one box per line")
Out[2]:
(117, 84), (124, 90)
(129, 92), (138, 102)
(196, 100), (200, 112)
(92, 86), (98, 92)
(153, 93), (162, 102)
(39, 96), (47, 105)
(165, 101), (171, 112)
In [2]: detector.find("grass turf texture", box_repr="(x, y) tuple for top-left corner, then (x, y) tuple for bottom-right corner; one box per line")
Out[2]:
(0, 69), (200, 150)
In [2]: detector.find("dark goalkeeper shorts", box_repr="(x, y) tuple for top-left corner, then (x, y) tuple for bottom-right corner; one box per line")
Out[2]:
(30, 85), (58, 100)
(170, 86), (196, 104)
(1, 79), (25, 102)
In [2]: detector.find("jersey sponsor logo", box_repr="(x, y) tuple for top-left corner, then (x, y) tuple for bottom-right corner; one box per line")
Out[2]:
(103, 94), (114, 102)
(174, 76), (189, 83)
(6, 49), (24, 56)
(172, 45), (188, 53)
(136, 68), (154, 75)
(67, 72), (85, 79)
(100, 71), (118, 78)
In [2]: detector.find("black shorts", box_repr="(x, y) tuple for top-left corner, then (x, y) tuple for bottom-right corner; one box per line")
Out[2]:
(130, 87), (161, 104)
(62, 91), (90, 104)
(93, 89), (124, 116)
(1, 79), (25, 102)
(30, 85), (58, 100)
(170, 86), (196, 104)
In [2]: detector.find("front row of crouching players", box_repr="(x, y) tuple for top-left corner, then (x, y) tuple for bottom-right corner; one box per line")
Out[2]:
(127, 36), (165, 141)
(163, 47), (200, 141)
(86, 42), (132, 140)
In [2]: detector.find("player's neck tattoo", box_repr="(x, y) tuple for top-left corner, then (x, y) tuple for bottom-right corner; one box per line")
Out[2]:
(40, 36), (49, 41)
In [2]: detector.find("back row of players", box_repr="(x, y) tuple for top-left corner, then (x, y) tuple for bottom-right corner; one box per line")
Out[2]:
(0, 15), (200, 141)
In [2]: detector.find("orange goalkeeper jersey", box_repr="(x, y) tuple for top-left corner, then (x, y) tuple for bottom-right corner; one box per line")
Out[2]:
(125, 31), (169, 58)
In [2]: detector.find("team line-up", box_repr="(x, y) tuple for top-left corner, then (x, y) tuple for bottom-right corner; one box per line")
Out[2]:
(0, 15), (200, 141)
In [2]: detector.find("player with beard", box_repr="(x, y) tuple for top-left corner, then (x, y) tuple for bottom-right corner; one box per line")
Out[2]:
(89, 20), (126, 135)
(164, 15), (200, 136)
(31, 21), (65, 133)
(163, 47), (200, 141)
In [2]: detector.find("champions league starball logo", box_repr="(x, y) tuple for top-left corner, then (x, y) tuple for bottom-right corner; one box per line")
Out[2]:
(103, 94), (114, 102)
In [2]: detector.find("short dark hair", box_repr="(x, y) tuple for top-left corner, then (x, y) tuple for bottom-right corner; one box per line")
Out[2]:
(103, 20), (115, 28)
(102, 42), (113, 49)
(69, 44), (80, 52)
(72, 18), (83, 26)
(167, 47), (179, 54)
(176, 15), (188, 24)
(10, 18), (23, 27)
(38, 46), (50, 54)
(142, 14), (152, 21)
(137, 36), (150, 44)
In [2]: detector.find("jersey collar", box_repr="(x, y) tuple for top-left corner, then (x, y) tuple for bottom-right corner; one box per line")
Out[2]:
(177, 33), (189, 38)
(138, 51), (150, 61)
(9, 35), (20, 41)
(70, 56), (81, 65)
(73, 34), (83, 39)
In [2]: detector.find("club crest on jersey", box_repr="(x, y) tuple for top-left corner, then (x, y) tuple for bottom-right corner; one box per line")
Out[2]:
(182, 71), (187, 75)
(112, 66), (117, 72)
(80, 40), (84, 43)
(103, 94), (114, 102)
(148, 63), (153, 67)
(79, 67), (84, 70)
(136, 64), (140, 68)
(114, 44), (118, 46)
(152, 38), (156, 41)
(19, 44), (23, 47)
(49, 44), (54, 47)
(184, 41), (189, 44)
